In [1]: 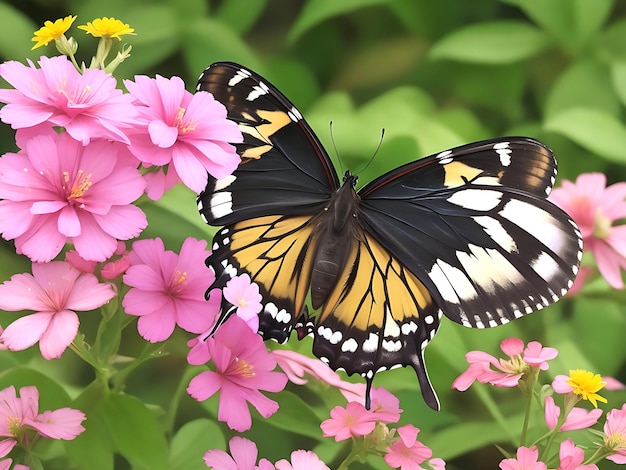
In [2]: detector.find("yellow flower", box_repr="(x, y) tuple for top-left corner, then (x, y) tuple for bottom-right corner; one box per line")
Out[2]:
(566, 369), (608, 408)
(78, 17), (135, 40)
(31, 15), (77, 50)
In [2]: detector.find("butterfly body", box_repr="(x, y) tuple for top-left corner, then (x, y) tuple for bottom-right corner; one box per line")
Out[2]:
(197, 62), (583, 410)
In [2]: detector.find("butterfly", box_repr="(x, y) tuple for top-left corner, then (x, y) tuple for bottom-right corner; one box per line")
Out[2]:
(196, 62), (583, 410)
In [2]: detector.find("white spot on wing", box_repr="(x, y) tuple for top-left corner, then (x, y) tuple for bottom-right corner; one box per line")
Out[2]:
(447, 189), (502, 211)
(210, 192), (233, 219)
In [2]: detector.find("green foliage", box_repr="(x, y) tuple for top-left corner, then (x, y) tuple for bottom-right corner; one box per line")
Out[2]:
(1, 0), (626, 469)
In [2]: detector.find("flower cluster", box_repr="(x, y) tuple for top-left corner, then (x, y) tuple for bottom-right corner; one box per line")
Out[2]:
(453, 337), (626, 468)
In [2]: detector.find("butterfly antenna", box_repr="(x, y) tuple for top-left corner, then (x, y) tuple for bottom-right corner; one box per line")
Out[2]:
(329, 121), (345, 175)
(355, 128), (385, 175)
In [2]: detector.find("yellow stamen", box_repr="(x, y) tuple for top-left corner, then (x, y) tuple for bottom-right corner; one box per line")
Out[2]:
(31, 15), (77, 50)
(593, 210), (612, 239)
(64, 170), (93, 199)
(231, 357), (255, 378)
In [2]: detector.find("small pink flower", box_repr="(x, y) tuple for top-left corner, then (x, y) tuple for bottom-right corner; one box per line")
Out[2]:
(187, 316), (288, 432)
(603, 404), (626, 464)
(544, 396), (602, 432)
(0, 55), (139, 145)
(271, 349), (366, 403)
(557, 438), (598, 470)
(0, 133), (147, 262)
(369, 387), (402, 424)
(453, 338), (552, 391)
(320, 401), (376, 442)
(384, 424), (443, 470)
(499, 446), (547, 470)
(123, 74), (242, 197)
(204, 436), (274, 470)
(0, 459), (29, 470)
(122, 237), (219, 342)
(0, 385), (85, 458)
(550, 173), (626, 289)
(0, 262), (115, 359)
(275, 450), (329, 470)
(223, 274), (262, 332)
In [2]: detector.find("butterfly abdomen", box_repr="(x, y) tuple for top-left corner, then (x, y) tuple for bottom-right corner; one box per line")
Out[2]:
(310, 175), (360, 309)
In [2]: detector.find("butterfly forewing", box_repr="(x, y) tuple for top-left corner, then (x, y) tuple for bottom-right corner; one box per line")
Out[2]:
(197, 62), (339, 227)
(358, 138), (583, 329)
(197, 62), (583, 411)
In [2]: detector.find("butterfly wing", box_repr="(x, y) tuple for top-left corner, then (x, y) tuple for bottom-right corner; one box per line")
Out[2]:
(196, 62), (339, 226)
(196, 62), (337, 342)
(357, 137), (583, 329)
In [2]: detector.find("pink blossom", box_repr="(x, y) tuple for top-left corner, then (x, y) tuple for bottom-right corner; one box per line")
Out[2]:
(384, 424), (443, 470)
(122, 237), (219, 342)
(522, 341), (558, 370)
(603, 404), (626, 464)
(0, 133), (147, 262)
(223, 274), (262, 332)
(369, 387), (402, 424)
(557, 438), (597, 470)
(550, 173), (626, 289)
(187, 316), (288, 432)
(544, 396), (602, 432)
(453, 338), (550, 391)
(0, 459), (29, 470)
(0, 385), (85, 458)
(275, 450), (329, 470)
(499, 446), (547, 470)
(320, 401), (376, 442)
(0, 262), (115, 359)
(204, 436), (274, 470)
(0, 55), (138, 145)
(123, 74), (242, 197)
(271, 349), (366, 403)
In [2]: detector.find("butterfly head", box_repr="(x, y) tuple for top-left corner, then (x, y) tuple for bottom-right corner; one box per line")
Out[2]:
(342, 170), (358, 189)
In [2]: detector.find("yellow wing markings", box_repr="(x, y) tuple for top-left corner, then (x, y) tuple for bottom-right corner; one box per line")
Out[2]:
(229, 215), (316, 313)
(238, 110), (291, 160)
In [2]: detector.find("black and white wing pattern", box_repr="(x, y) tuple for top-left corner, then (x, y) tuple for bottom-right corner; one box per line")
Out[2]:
(196, 62), (583, 410)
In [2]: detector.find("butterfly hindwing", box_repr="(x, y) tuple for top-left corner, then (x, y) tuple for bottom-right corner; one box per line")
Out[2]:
(358, 138), (583, 329)
(197, 62), (339, 227)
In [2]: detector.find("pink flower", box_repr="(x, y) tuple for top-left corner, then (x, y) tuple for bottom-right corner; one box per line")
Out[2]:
(0, 133), (147, 262)
(557, 438), (598, 470)
(369, 387), (402, 424)
(384, 424), (443, 470)
(320, 401), (376, 442)
(453, 338), (554, 391)
(603, 404), (626, 464)
(204, 436), (274, 470)
(187, 316), (288, 432)
(223, 274), (262, 332)
(0, 459), (28, 470)
(123, 74), (242, 197)
(122, 237), (219, 342)
(544, 396), (602, 432)
(0, 262), (115, 359)
(275, 450), (329, 470)
(0, 385), (85, 458)
(0, 55), (138, 145)
(499, 446), (547, 470)
(272, 349), (366, 403)
(550, 173), (626, 289)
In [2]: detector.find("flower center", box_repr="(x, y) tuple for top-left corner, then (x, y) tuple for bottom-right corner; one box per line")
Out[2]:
(64, 170), (93, 202)
(174, 107), (196, 134)
(566, 369), (607, 407)
(500, 354), (527, 374)
(605, 431), (626, 452)
(7, 415), (21, 437)
(231, 357), (255, 378)
(593, 210), (612, 239)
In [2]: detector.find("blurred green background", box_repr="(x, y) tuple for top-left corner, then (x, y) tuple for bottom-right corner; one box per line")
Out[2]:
(1, 0), (626, 468)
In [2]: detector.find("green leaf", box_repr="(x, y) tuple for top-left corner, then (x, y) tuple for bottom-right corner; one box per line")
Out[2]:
(594, 19), (626, 63)
(430, 21), (551, 64)
(215, 0), (268, 34)
(544, 60), (620, 119)
(264, 390), (326, 439)
(0, 368), (72, 410)
(170, 419), (225, 470)
(501, 0), (613, 51)
(99, 393), (169, 470)
(0, 3), (39, 61)
(611, 62), (626, 107)
(544, 107), (626, 163)
(288, 0), (388, 43)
